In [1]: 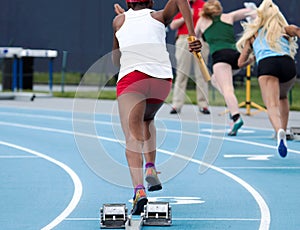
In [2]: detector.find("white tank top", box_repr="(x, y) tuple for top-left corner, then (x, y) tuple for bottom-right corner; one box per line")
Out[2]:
(116, 8), (173, 82)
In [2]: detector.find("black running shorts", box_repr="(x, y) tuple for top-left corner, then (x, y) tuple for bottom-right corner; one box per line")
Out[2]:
(257, 55), (296, 83)
(212, 49), (240, 70)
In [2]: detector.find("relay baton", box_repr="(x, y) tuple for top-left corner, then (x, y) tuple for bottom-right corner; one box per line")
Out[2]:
(187, 36), (211, 82)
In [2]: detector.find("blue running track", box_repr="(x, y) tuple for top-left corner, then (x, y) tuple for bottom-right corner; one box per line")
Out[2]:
(0, 99), (300, 230)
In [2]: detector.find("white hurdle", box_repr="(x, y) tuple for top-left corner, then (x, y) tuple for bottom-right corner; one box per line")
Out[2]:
(0, 47), (58, 95)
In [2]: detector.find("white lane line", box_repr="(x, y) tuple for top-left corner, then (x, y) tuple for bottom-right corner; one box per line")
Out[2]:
(0, 116), (300, 154)
(0, 111), (113, 126)
(64, 217), (260, 221)
(158, 149), (270, 230)
(0, 112), (299, 154)
(164, 128), (300, 155)
(0, 155), (39, 158)
(0, 141), (83, 230)
(0, 121), (121, 143)
(224, 154), (274, 161)
(0, 121), (270, 229)
(222, 167), (300, 170)
(173, 218), (260, 221)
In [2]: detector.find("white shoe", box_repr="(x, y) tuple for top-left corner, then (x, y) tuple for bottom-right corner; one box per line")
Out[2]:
(277, 129), (287, 158)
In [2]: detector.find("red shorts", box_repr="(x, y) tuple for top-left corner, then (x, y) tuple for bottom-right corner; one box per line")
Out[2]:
(116, 71), (172, 104)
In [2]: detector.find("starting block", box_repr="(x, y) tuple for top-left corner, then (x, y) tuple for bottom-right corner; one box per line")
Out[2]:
(100, 203), (128, 229)
(143, 202), (172, 226)
(290, 127), (300, 141)
(100, 202), (172, 229)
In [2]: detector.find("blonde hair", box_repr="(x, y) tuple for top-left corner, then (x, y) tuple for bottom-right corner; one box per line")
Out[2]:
(236, 0), (298, 58)
(201, 0), (223, 19)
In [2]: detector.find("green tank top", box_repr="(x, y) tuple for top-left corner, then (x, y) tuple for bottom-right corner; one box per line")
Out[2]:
(203, 15), (237, 55)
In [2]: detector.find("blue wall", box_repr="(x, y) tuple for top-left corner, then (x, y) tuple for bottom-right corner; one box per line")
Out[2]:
(0, 0), (299, 74)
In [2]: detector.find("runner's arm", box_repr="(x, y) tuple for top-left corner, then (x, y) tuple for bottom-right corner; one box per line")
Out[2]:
(163, 0), (201, 52)
(238, 39), (255, 68)
(112, 15), (124, 67)
(285, 24), (300, 38)
(114, 4), (125, 15)
(229, 8), (253, 22)
(170, 17), (185, 30)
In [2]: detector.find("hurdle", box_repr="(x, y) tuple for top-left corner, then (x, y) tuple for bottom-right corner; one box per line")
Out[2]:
(0, 47), (23, 99)
(219, 64), (267, 116)
(20, 49), (58, 95)
(0, 47), (58, 100)
(238, 64), (267, 115)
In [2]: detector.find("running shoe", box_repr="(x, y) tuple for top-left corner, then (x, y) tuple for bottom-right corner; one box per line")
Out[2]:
(200, 107), (210, 115)
(277, 129), (288, 158)
(170, 107), (180, 114)
(228, 117), (244, 136)
(145, 167), (162, 192)
(131, 188), (148, 215)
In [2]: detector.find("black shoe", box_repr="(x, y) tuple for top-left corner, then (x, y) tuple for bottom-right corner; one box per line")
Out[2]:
(200, 107), (210, 115)
(170, 108), (180, 114)
(131, 189), (148, 215)
(145, 167), (162, 192)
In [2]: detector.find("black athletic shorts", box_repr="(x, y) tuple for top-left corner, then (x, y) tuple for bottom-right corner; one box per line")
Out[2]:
(257, 55), (296, 83)
(212, 49), (240, 70)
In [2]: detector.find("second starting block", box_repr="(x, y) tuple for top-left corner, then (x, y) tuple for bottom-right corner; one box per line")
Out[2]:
(143, 202), (172, 226)
(290, 127), (300, 141)
(100, 203), (127, 229)
(100, 202), (172, 229)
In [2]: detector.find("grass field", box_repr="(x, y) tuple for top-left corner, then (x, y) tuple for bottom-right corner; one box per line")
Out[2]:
(56, 81), (299, 111)
(1, 71), (299, 111)
(47, 73), (300, 111)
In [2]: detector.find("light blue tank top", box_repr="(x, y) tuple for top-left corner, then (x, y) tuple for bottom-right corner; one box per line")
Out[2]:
(253, 29), (290, 63)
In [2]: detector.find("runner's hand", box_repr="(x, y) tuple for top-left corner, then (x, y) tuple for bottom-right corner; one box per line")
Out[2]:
(188, 37), (202, 53)
(114, 4), (125, 15)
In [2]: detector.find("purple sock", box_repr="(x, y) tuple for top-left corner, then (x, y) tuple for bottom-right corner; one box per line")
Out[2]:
(134, 184), (145, 194)
(145, 162), (155, 169)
